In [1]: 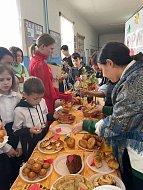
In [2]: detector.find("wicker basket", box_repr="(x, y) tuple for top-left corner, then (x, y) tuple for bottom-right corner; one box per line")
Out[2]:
(82, 107), (95, 118)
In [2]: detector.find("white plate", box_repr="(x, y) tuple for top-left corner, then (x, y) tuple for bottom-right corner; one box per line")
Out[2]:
(77, 140), (100, 152)
(37, 138), (64, 154)
(0, 136), (8, 148)
(93, 185), (122, 190)
(90, 174), (126, 190)
(54, 154), (84, 176)
(19, 163), (53, 183)
(50, 174), (91, 190)
(50, 124), (72, 135)
(86, 153), (115, 174)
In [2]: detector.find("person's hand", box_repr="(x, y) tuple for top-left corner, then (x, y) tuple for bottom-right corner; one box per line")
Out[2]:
(6, 148), (17, 158)
(80, 88), (88, 97)
(94, 105), (103, 115)
(53, 111), (60, 119)
(72, 121), (83, 134)
(30, 127), (42, 134)
(16, 148), (23, 157)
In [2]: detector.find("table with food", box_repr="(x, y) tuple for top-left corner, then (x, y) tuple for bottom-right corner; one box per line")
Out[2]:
(10, 98), (126, 190)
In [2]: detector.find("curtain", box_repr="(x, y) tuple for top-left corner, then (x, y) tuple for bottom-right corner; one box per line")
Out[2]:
(60, 14), (74, 56)
(0, 0), (22, 48)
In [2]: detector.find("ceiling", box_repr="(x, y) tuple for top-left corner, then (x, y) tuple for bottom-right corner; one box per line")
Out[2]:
(62, 0), (143, 34)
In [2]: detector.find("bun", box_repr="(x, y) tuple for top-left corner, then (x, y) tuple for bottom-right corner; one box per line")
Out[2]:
(31, 163), (42, 173)
(0, 130), (6, 138)
(26, 159), (35, 169)
(104, 153), (114, 163)
(66, 137), (75, 148)
(0, 137), (4, 143)
(82, 134), (92, 140)
(87, 137), (96, 149)
(22, 167), (30, 176)
(27, 171), (37, 181)
(93, 155), (102, 168)
(38, 168), (47, 178)
(107, 159), (119, 170)
(43, 163), (50, 169)
(79, 139), (87, 149)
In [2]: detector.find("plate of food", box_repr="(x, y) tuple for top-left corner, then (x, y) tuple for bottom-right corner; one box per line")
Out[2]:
(86, 151), (119, 174)
(78, 134), (103, 151)
(58, 113), (75, 124)
(14, 183), (49, 190)
(38, 136), (64, 154)
(19, 158), (53, 183)
(50, 174), (93, 190)
(90, 174), (125, 190)
(50, 124), (72, 135)
(53, 154), (84, 176)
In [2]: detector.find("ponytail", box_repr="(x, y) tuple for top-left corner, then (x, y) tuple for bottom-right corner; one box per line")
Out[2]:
(29, 44), (37, 58)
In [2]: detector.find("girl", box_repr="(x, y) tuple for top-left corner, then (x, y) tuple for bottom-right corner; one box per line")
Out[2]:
(73, 42), (143, 190)
(9, 46), (29, 93)
(29, 33), (72, 114)
(0, 65), (22, 188)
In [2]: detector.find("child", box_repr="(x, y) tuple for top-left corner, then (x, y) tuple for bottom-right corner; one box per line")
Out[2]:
(71, 52), (84, 83)
(9, 46), (29, 93)
(29, 33), (72, 114)
(13, 77), (57, 161)
(0, 65), (22, 189)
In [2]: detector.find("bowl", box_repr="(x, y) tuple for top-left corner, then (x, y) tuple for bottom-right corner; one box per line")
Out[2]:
(93, 185), (122, 190)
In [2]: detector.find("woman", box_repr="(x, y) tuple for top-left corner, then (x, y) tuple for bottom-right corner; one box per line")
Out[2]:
(29, 33), (72, 113)
(72, 42), (143, 190)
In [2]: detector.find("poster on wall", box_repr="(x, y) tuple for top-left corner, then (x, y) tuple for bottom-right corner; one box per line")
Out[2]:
(24, 19), (43, 55)
(49, 30), (61, 58)
(125, 7), (143, 55)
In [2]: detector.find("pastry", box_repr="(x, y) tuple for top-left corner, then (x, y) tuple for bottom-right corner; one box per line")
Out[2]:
(37, 158), (44, 165)
(104, 153), (114, 163)
(0, 137), (4, 143)
(93, 155), (102, 168)
(22, 167), (30, 176)
(31, 163), (42, 173)
(26, 159), (35, 169)
(66, 154), (82, 174)
(107, 159), (119, 170)
(87, 137), (96, 149)
(93, 174), (116, 187)
(38, 168), (47, 179)
(43, 163), (50, 169)
(0, 129), (6, 138)
(27, 171), (37, 181)
(79, 139), (87, 149)
(82, 134), (92, 140)
(66, 137), (75, 148)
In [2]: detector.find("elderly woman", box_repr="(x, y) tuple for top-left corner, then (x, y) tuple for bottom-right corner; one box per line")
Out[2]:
(72, 42), (143, 190)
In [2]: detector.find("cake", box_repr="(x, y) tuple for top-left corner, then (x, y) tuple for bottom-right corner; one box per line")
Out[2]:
(66, 154), (82, 174)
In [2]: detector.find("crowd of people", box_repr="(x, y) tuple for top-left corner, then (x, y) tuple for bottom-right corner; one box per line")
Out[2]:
(0, 33), (143, 190)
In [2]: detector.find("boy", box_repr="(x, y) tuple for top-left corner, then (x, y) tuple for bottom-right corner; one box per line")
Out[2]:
(12, 77), (57, 161)
(71, 52), (83, 83)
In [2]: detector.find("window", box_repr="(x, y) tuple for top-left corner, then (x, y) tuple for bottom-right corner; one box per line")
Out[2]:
(60, 13), (74, 56)
(0, 0), (22, 48)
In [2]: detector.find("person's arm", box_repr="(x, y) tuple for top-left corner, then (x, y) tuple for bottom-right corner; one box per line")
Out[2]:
(102, 106), (113, 116)
(12, 108), (30, 136)
(82, 119), (98, 134)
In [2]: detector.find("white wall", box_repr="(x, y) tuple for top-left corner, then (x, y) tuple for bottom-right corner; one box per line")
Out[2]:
(20, 0), (45, 55)
(48, 0), (98, 52)
(99, 33), (124, 49)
